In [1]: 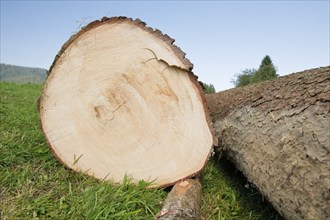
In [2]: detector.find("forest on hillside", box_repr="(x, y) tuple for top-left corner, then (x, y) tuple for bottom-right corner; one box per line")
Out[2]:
(0, 63), (47, 84)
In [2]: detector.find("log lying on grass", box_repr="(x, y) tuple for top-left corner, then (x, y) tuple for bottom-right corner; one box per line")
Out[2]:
(39, 17), (216, 188)
(155, 179), (202, 220)
(206, 66), (330, 220)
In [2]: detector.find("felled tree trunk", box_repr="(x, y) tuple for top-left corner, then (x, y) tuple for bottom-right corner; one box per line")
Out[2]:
(155, 179), (202, 220)
(206, 66), (330, 220)
(39, 17), (216, 188)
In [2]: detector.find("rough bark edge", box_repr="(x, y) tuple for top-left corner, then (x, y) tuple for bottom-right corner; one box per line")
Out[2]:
(47, 16), (193, 76)
(155, 179), (202, 220)
(206, 66), (330, 120)
(40, 16), (217, 188)
(206, 66), (330, 219)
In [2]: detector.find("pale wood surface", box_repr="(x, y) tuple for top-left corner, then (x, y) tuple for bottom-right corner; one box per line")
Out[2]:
(40, 17), (215, 187)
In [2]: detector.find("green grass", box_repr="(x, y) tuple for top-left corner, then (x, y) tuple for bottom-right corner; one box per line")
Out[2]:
(0, 82), (282, 219)
(201, 158), (283, 220)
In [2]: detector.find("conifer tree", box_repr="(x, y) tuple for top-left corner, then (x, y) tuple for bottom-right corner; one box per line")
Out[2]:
(232, 55), (278, 87)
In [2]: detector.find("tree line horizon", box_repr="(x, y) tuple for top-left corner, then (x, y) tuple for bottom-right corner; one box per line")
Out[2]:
(203, 55), (278, 93)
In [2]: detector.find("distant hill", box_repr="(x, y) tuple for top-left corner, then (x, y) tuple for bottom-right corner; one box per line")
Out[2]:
(0, 63), (47, 84)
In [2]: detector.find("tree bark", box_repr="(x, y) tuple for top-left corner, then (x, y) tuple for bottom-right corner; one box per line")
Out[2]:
(206, 66), (330, 220)
(155, 179), (202, 220)
(39, 17), (216, 188)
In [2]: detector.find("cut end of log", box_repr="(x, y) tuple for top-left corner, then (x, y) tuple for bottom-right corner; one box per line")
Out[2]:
(155, 178), (202, 220)
(39, 17), (216, 187)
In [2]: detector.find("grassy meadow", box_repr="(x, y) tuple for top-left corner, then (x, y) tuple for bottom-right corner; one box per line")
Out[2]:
(0, 82), (282, 219)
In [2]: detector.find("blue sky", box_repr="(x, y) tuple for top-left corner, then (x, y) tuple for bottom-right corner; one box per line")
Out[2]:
(1, 1), (329, 91)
